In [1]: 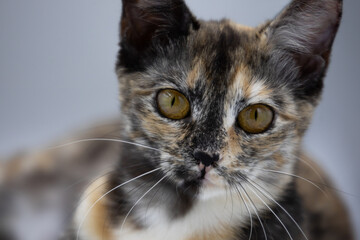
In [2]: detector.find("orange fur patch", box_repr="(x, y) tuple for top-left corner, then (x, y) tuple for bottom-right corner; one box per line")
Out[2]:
(81, 177), (113, 240)
(187, 60), (202, 89)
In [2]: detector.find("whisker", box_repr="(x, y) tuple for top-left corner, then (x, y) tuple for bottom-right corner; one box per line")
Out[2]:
(46, 138), (164, 153)
(247, 178), (308, 240)
(144, 178), (164, 225)
(230, 183), (253, 240)
(62, 168), (114, 193)
(119, 175), (167, 233)
(76, 167), (161, 240)
(246, 183), (294, 240)
(248, 166), (358, 198)
(295, 157), (359, 198)
(237, 183), (268, 240)
(296, 156), (326, 184)
(225, 184), (234, 222)
(62, 169), (116, 231)
(252, 168), (329, 199)
(101, 175), (162, 240)
(74, 164), (167, 211)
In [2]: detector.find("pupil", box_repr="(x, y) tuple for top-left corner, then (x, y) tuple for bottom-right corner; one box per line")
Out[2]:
(171, 97), (176, 107)
(254, 109), (258, 120)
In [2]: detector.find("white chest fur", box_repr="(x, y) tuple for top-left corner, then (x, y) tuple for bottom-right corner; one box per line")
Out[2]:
(113, 188), (250, 240)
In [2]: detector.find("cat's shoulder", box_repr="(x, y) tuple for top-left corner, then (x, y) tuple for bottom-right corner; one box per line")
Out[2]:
(295, 153), (354, 240)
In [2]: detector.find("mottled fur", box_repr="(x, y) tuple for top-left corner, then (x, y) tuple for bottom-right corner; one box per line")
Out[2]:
(69, 0), (353, 239)
(10, 0), (350, 239)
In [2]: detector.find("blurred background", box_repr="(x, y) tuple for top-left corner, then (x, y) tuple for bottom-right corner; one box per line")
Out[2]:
(0, 0), (359, 239)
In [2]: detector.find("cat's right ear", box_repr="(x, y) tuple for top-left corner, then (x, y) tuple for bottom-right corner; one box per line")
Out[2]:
(264, 0), (342, 99)
(118, 0), (198, 69)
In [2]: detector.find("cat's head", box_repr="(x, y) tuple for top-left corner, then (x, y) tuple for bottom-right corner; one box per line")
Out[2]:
(116, 0), (342, 198)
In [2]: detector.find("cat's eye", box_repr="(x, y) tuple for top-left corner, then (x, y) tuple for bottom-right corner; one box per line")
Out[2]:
(157, 89), (190, 120)
(238, 104), (274, 134)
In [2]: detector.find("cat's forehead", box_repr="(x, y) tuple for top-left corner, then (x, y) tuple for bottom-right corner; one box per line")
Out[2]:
(183, 20), (271, 95)
(138, 19), (277, 107)
(189, 19), (260, 65)
(194, 19), (256, 42)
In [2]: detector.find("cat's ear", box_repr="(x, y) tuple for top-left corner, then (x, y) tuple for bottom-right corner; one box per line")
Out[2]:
(119, 0), (198, 62)
(265, 0), (342, 97)
(267, 0), (342, 60)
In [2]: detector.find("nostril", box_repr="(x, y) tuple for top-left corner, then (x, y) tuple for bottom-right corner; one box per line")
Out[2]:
(193, 149), (219, 167)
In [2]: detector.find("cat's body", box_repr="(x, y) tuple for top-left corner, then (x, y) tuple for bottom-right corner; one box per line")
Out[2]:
(68, 0), (352, 239)
(71, 152), (350, 240)
(2, 121), (353, 240)
(1, 0), (355, 239)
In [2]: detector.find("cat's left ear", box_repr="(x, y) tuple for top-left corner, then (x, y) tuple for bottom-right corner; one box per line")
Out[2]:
(118, 0), (198, 69)
(265, 0), (342, 98)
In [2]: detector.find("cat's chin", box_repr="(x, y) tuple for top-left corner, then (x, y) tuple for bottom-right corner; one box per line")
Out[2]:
(197, 183), (227, 201)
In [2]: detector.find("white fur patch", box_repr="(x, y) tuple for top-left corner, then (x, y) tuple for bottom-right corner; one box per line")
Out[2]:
(74, 170), (293, 240)
(113, 186), (250, 240)
(223, 72), (245, 130)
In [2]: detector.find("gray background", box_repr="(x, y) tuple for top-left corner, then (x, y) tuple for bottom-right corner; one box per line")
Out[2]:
(0, 0), (359, 238)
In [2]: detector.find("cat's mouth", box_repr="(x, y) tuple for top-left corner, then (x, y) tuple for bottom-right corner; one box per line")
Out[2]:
(174, 165), (219, 191)
(199, 164), (212, 179)
(185, 164), (222, 189)
(168, 162), (229, 201)
(170, 154), (224, 194)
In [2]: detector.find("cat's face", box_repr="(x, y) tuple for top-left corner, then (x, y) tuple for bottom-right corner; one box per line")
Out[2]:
(116, 0), (342, 198)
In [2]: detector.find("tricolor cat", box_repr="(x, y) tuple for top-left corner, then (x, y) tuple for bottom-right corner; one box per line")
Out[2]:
(3, 0), (354, 240)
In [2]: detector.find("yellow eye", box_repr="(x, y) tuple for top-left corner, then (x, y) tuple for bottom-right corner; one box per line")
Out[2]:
(157, 89), (190, 120)
(238, 104), (274, 134)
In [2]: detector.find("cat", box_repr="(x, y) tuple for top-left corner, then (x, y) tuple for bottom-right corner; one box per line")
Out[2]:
(64, 0), (354, 239)
(1, 0), (354, 239)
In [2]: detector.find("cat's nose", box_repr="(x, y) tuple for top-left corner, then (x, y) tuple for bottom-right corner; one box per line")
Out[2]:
(193, 149), (220, 167)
